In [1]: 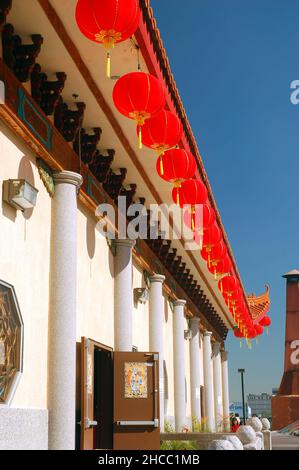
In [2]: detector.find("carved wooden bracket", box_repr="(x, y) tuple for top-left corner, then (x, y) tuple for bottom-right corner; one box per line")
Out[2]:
(2, 24), (43, 82)
(102, 168), (127, 201)
(73, 127), (102, 165)
(31, 64), (67, 116)
(0, 0), (12, 30)
(89, 149), (115, 183)
(119, 184), (137, 210)
(54, 98), (86, 142)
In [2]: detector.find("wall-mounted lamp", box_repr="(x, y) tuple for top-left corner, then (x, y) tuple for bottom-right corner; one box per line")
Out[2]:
(3, 179), (38, 211)
(184, 329), (193, 341)
(133, 287), (149, 306)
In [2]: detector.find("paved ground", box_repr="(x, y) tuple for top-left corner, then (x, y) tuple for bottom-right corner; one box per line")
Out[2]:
(272, 433), (299, 450)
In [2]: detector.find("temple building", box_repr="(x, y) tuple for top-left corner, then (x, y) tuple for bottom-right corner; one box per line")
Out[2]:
(0, 0), (270, 450)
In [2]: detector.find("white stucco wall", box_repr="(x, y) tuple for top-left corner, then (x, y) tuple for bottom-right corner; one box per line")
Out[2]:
(0, 125), (50, 410)
(76, 205), (114, 349)
(132, 264), (149, 352)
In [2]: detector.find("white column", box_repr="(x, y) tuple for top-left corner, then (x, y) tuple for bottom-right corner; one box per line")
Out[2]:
(114, 239), (135, 351)
(48, 170), (82, 450)
(149, 274), (165, 430)
(173, 299), (186, 432)
(221, 350), (230, 431)
(203, 331), (215, 432)
(213, 342), (223, 431)
(189, 317), (201, 427)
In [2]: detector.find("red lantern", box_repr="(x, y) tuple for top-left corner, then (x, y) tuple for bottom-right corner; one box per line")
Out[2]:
(141, 110), (183, 161)
(234, 328), (244, 338)
(255, 324), (264, 336)
(113, 72), (165, 148)
(215, 254), (232, 276)
(172, 178), (208, 208)
(157, 149), (196, 187)
(259, 316), (271, 327)
(76, 0), (141, 77)
(219, 275), (239, 294)
(184, 204), (215, 234)
(196, 222), (222, 252)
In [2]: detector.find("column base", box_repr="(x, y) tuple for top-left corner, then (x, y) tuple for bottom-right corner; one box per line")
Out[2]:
(272, 395), (299, 430)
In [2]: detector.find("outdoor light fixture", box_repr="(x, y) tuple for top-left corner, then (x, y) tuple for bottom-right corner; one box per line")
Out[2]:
(133, 288), (149, 305)
(2, 179), (38, 211)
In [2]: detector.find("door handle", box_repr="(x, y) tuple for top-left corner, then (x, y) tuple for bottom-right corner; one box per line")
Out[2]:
(84, 418), (98, 428)
(116, 420), (159, 427)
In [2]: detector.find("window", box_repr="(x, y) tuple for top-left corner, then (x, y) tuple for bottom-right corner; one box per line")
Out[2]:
(0, 281), (24, 405)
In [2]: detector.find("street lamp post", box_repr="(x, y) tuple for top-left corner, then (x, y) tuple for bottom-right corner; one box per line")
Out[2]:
(238, 368), (246, 424)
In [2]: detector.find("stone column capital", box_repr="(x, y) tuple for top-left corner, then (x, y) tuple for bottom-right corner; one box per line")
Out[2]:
(173, 299), (186, 308)
(149, 274), (165, 284)
(53, 170), (83, 189)
(114, 239), (136, 249)
(221, 350), (229, 362)
(203, 330), (213, 338)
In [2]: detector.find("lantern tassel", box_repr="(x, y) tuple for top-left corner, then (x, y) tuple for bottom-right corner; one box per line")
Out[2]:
(191, 213), (195, 232)
(106, 52), (111, 79)
(240, 340), (242, 349)
(176, 189), (180, 206)
(159, 155), (164, 176)
(138, 126), (142, 150)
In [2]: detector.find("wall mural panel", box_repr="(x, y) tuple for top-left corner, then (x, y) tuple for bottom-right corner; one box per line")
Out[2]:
(124, 362), (148, 399)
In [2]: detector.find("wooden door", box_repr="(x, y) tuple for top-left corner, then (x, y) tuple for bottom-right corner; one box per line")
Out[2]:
(80, 338), (114, 450)
(113, 352), (160, 450)
(80, 337), (97, 450)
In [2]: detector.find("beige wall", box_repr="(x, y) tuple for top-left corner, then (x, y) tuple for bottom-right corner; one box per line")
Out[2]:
(76, 205), (114, 349)
(132, 265), (149, 352)
(0, 124), (50, 409)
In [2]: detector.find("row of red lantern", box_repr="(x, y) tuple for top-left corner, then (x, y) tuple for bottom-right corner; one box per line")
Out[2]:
(219, 275), (272, 343)
(76, 1), (271, 344)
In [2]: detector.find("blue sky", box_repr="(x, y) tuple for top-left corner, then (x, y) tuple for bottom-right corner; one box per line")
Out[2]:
(150, 0), (299, 402)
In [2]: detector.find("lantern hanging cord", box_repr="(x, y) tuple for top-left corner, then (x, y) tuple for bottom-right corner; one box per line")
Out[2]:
(130, 38), (141, 71)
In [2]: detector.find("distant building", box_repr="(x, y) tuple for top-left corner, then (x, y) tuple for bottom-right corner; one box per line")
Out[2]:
(247, 393), (272, 417)
(230, 402), (252, 419)
(272, 388), (279, 396)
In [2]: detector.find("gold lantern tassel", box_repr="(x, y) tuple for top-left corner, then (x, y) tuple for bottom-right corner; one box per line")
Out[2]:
(138, 125), (142, 150)
(256, 337), (259, 345)
(106, 52), (111, 78)
(176, 189), (180, 206)
(267, 327), (269, 335)
(214, 267), (217, 280)
(240, 340), (242, 349)
(191, 213), (195, 232)
(159, 155), (164, 176)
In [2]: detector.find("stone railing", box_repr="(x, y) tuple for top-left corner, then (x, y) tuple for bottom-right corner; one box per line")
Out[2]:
(161, 427), (272, 451)
(161, 432), (236, 450)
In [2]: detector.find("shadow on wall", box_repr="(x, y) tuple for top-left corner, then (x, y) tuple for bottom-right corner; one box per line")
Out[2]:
(86, 216), (96, 260)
